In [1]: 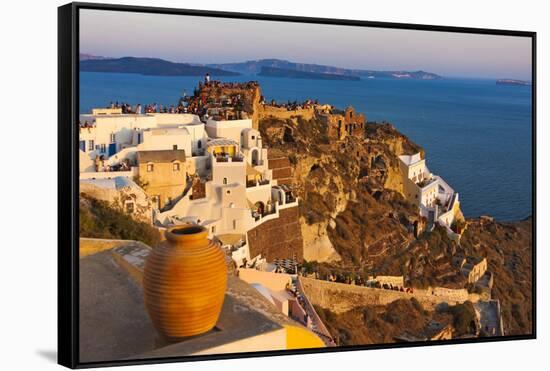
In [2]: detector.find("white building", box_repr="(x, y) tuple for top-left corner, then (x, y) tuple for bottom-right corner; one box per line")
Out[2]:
(399, 152), (463, 240)
(79, 109), (203, 161)
(154, 119), (297, 266)
(205, 118), (253, 145)
(80, 109), (299, 267)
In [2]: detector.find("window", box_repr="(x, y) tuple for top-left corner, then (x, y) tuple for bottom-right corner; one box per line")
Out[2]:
(197, 140), (202, 149)
(173, 162), (180, 171)
(137, 133), (141, 144)
(173, 144), (178, 150)
(212, 226), (216, 233)
(88, 140), (94, 151)
(110, 133), (116, 143)
(251, 135), (255, 140)
(226, 190), (231, 194)
(223, 177), (228, 185)
(100, 144), (106, 153)
(125, 201), (135, 214)
(147, 163), (154, 172)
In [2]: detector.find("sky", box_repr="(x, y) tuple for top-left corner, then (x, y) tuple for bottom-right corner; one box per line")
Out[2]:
(80, 9), (532, 80)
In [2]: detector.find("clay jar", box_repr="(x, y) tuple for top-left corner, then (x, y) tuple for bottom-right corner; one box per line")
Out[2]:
(143, 224), (227, 341)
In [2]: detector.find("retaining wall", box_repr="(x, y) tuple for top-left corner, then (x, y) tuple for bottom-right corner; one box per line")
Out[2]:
(299, 277), (479, 313)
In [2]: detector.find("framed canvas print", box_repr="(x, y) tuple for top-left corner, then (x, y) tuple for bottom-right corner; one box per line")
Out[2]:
(58, 2), (536, 368)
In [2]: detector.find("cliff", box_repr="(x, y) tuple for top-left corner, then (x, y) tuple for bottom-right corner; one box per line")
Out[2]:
(258, 113), (422, 266)
(459, 217), (532, 336)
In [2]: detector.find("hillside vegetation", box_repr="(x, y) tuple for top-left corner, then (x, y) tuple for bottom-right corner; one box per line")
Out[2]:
(79, 193), (160, 247)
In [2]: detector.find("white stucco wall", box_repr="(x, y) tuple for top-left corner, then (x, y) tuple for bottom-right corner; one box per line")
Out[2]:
(205, 119), (252, 145)
(137, 127), (192, 155)
(212, 158), (246, 186)
(78, 113), (202, 160)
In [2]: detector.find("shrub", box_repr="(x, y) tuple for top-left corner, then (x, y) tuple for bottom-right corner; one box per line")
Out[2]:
(448, 301), (477, 335)
(80, 195), (160, 247)
(410, 297), (425, 314)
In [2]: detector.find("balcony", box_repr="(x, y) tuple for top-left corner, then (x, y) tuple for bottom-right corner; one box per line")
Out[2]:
(214, 155), (244, 163)
(246, 179), (270, 188)
(417, 176), (437, 189)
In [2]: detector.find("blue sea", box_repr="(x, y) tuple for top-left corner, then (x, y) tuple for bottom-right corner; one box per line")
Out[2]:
(80, 72), (533, 221)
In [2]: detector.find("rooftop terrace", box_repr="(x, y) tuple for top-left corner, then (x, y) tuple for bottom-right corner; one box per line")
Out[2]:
(79, 238), (324, 363)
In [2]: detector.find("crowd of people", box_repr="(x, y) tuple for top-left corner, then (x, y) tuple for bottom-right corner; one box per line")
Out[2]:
(198, 77), (259, 91)
(107, 101), (193, 114)
(293, 265), (415, 294)
(95, 76), (259, 120)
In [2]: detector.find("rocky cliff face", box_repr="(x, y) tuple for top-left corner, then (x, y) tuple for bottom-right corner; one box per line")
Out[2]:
(460, 217), (532, 336)
(258, 114), (422, 266)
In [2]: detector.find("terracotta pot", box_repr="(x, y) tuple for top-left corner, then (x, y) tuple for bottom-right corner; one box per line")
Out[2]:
(143, 224), (227, 341)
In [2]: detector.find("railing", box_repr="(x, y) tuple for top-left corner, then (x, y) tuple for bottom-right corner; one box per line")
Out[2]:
(214, 156), (244, 163)
(246, 179), (270, 188)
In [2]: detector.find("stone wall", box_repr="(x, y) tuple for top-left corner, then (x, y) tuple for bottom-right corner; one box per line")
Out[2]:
(268, 152), (293, 185)
(247, 206), (304, 262)
(367, 275), (404, 287)
(79, 237), (150, 258)
(258, 105), (316, 122)
(299, 277), (478, 314)
(462, 258), (488, 284)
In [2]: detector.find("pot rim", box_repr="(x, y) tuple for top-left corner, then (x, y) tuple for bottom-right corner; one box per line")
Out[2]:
(165, 224), (208, 243)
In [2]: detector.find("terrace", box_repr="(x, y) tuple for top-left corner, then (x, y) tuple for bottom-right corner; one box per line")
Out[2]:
(246, 179), (270, 188)
(417, 176), (438, 189)
(78, 239), (324, 362)
(214, 155), (244, 163)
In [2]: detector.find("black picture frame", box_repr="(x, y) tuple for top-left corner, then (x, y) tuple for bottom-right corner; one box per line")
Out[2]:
(58, 2), (537, 368)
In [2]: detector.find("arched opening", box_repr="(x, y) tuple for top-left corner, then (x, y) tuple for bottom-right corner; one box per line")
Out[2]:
(283, 126), (294, 143)
(254, 201), (265, 216)
(251, 148), (259, 166)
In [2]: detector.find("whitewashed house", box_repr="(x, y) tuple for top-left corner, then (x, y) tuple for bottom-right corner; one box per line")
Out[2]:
(399, 152), (463, 240)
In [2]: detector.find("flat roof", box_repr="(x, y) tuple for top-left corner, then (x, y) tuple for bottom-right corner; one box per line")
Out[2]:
(399, 153), (423, 166)
(149, 127), (190, 136)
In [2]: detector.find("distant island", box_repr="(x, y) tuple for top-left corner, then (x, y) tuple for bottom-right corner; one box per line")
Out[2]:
(80, 56), (240, 77)
(258, 66), (360, 81)
(79, 54), (441, 80)
(496, 79), (531, 86)
(206, 59), (441, 80)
